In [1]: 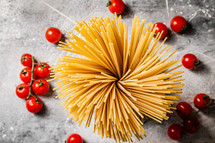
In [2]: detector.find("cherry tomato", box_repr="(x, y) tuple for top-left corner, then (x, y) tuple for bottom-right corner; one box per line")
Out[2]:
(21, 53), (33, 67)
(26, 96), (43, 113)
(176, 102), (192, 119)
(106, 0), (125, 14)
(20, 67), (36, 83)
(153, 23), (168, 39)
(183, 117), (200, 134)
(168, 124), (183, 141)
(45, 27), (62, 43)
(35, 62), (51, 78)
(67, 134), (83, 143)
(194, 93), (211, 110)
(15, 83), (30, 99)
(32, 79), (49, 95)
(170, 16), (187, 33)
(182, 53), (199, 69)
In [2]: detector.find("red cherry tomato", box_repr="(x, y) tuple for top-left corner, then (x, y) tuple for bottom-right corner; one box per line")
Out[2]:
(182, 53), (199, 69)
(170, 16), (187, 33)
(45, 27), (62, 43)
(194, 93), (211, 110)
(15, 83), (30, 99)
(20, 67), (36, 83)
(183, 117), (200, 134)
(32, 79), (49, 95)
(153, 23), (168, 39)
(106, 0), (125, 14)
(168, 124), (183, 141)
(26, 96), (43, 113)
(67, 134), (83, 143)
(176, 102), (193, 119)
(21, 53), (33, 67)
(35, 62), (51, 78)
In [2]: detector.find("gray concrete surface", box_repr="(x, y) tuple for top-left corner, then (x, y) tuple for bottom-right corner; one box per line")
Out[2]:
(0, 0), (215, 142)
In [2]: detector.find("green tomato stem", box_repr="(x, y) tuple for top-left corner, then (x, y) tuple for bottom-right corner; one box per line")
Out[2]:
(194, 60), (200, 66)
(106, 0), (111, 7)
(27, 56), (35, 99)
(18, 84), (30, 89)
(182, 26), (187, 31)
(188, 99), (214, 119)
(39, 80), (44, 87)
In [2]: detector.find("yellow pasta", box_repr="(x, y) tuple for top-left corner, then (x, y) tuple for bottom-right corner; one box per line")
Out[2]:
(51, 14), (184, 142)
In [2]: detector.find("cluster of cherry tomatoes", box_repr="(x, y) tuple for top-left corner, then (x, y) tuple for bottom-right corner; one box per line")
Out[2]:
(15, 53), (51, 113)
(153, 16), (187, 39)
(106, 1), (187, 36)
(155, 11), (210, 142)
(106, 1), (200, 70)
(168, 93), (214, 140)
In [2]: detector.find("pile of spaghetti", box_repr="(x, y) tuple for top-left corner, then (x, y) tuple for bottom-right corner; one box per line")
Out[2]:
(51, 14), (184, 142)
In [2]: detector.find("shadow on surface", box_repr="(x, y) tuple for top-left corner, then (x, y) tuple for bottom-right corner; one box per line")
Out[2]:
(180, 22), (196, 36)
(35, 102), (47, 116)
(83, 139), (88, 143)
(202, 105), (215, 118)
(121, 4), (134, 18)
(55, 33), (67, 46)
(165, 22), (196, 45)
(179, 123), (213, 143)
(165, 28), (178, 44)
(190, 60), (210, 74)
(43, 83), (55, 98)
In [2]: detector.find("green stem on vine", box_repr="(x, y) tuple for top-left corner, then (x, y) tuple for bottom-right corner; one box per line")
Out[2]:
(182, 26), (187, 31)
(106, 0), (111, 7)
(188, 99), (215, 119)
(41, 63), (48, 72)
(194, 60), (200, 66)
(32, 79), (43, 87)
(30, 94), (39, 103)
(27, 56), (35, 99)
(18, 84), (30, 89)
(39, 80), (44, 87)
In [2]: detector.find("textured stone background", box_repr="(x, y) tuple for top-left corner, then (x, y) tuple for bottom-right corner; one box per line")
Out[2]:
(0, 0), (215, 143)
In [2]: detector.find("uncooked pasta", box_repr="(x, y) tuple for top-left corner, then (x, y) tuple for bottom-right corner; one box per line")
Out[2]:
(50, 14), (184, 142)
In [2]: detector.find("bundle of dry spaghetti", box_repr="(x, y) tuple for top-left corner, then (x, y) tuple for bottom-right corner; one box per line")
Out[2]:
(50, 14), (184, 142)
